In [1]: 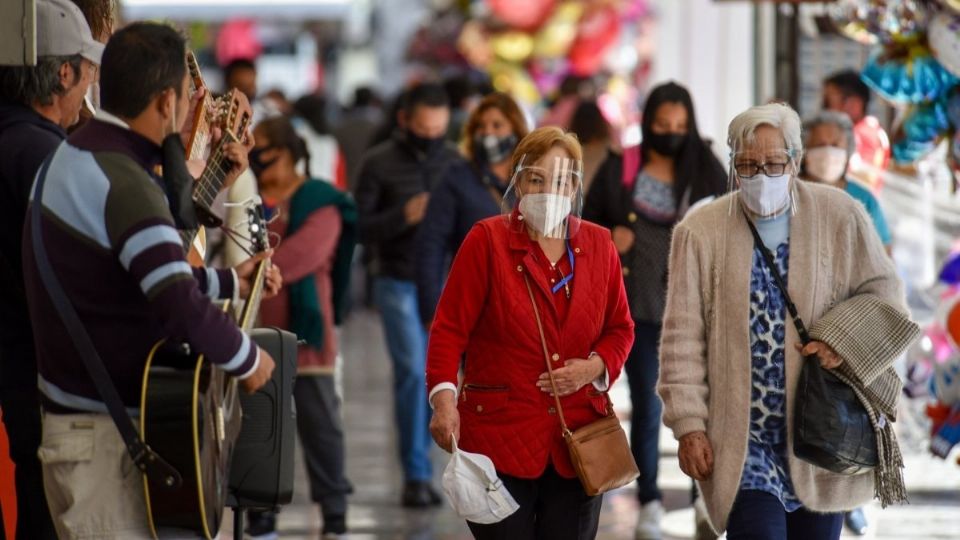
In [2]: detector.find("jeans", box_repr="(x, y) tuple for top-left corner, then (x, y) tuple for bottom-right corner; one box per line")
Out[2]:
(726, 489), (843, 540)
(374, 277), (432, 482)
(466, 465), (602, 540)
(626, 320), (663, 504)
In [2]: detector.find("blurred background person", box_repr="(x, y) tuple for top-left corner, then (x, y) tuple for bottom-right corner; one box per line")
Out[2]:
(569, 100), (613, 197)
(333, 86), (383, 192)
(443, 73), (482, 143)
(293, 94), (348, 190)
(355, 82), (459, 507)
(821, 70), (890, 183)
(583, 81), (727, 540)
(224, 57), (258, 103)
(247, 116), (357, 539)
(801, 110), (891, 254)
(415, 91), (529, 327)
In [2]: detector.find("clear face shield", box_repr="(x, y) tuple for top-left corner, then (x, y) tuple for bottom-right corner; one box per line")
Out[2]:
(502, 152), (584, 240)
(728, 140), (801, 219)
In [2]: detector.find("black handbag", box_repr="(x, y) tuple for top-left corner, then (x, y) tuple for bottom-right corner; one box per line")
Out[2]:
(745, 217), (878, 474)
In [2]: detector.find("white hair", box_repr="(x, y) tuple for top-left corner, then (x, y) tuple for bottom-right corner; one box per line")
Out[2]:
(727, 103), (803, 160)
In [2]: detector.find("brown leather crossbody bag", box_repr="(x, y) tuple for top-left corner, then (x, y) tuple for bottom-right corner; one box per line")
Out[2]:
(523, 276), (639, 496)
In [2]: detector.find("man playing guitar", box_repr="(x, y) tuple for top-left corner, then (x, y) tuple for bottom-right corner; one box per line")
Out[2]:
(21, 22), (279, 538)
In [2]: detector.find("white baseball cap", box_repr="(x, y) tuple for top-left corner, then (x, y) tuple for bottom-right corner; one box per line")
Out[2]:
(36, 0), (104, 64)
(441, 438), (519, 525)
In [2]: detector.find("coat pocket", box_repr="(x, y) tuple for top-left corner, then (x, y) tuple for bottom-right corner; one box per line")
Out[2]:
(37, 429), (95, 465)
(460, 384), (510, 415)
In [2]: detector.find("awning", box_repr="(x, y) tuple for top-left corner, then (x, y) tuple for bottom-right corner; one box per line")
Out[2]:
(121, 0), (351, 22)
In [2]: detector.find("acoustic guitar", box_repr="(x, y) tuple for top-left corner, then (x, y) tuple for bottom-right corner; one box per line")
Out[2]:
(181, 51), (252, 265)
(139, 162), (268, 536)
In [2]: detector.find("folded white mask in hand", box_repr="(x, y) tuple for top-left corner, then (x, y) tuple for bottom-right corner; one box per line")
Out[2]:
(441, 436), (520, 524)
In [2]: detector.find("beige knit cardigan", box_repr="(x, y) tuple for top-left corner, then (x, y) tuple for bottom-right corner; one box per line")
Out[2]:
(657, 180), (908, 533)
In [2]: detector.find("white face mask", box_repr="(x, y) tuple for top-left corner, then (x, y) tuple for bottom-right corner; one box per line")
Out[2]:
(739, 174), (791, 216)
(805, 146), (848, 184)
(519, 193), (572, 236)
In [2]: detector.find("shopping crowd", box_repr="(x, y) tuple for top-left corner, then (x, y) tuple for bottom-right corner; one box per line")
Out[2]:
(0, 2), (919, 540)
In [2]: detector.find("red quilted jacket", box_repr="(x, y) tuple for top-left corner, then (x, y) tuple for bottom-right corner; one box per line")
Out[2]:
(426, 216), (634, 479)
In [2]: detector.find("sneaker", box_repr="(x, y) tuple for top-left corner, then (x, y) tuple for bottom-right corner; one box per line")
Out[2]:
(635, 500), (664, 540)
(693, 496), (718, 540)
(845, 507), (869, 536)
(246, 510), (278, 540)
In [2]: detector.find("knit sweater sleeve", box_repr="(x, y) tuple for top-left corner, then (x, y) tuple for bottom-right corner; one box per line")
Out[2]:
(272, 206), (341, 283)
(658, 222), (710, 439)
(102, 161), (258, 379)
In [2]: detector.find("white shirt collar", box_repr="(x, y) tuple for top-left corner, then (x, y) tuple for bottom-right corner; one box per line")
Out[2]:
(95, 109), (130, 130)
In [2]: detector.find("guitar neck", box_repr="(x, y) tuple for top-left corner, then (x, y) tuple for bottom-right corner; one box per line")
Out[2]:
(178, 131), (240, 253)
(236, 260), (268, 331)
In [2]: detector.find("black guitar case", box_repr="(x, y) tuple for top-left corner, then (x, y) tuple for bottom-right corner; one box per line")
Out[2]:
(228, 327), (297, 509)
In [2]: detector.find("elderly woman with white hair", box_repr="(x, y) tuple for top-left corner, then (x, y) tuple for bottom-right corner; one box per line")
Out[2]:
(801, 110), (892, 253)
(658, 103), (916, 539)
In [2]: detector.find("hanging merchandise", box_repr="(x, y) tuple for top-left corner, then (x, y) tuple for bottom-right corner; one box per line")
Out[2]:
(532, 1), (583, 60)
(486, 0), (556, 31)
(929, 11), (960, 79)
(828, 0), (929, 45)
(861, 46), (959, 104)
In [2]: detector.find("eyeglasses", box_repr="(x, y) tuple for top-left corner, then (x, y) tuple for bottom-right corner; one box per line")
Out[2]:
(734, 161), (790, 178)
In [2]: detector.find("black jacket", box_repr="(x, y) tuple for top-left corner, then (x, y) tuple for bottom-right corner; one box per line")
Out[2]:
(0, 99), (66, 354)
(414, 159), (504, 324)
(355, 130), (459, 281)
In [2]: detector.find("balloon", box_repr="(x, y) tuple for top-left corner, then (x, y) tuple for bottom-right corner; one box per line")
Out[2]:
(490, 31), (535, 63)
(488, 61), (541, 106)
(828, 0), (929, 45)
(862, 48), (959, 103)
(932, 354), (960, 407)
(532, 1), (583, 59)
(486, 0), (556, 31)
(929, 12), (960, 78)
(568, 5), (621, 76)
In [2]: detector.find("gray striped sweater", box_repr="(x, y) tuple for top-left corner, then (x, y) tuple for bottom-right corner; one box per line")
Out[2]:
(22, 117), (258, 413)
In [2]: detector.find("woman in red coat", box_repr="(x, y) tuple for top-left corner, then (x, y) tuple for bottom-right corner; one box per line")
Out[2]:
(427, 126), (634, 539)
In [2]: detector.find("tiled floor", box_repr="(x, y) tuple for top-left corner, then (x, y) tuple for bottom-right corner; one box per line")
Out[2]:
(221, 309), (960, 539)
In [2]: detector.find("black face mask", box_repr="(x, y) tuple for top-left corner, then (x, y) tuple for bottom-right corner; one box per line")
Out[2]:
(646, 132), (686, 157)
(160, 133), (199, 229)
(249, 147), (279, 178)
(407, 130), (445, 157)
(473, 133), (518, 165)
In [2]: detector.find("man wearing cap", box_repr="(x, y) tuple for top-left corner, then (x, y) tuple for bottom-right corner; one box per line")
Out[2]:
(0, 1), (102, 537)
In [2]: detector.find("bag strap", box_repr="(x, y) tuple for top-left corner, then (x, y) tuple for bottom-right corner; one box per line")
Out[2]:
(522, 275), (572, 436)
(30, 157), (183, 490)
(743, 214), (811, 345)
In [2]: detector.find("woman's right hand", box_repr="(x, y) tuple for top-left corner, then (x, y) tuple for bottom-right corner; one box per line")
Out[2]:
(429, 391), (460, 453)
(678, 431), (714, 481)
(611, 226), (635, 254)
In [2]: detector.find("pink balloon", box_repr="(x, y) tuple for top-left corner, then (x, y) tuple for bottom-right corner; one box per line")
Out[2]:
(487, 0), (557, 31)
(568, 6), (621, 76)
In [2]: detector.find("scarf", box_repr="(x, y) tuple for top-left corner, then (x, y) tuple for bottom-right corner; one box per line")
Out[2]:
(287, 179), (358, 350)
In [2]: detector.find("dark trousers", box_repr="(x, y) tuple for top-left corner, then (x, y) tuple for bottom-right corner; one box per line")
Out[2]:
(0, 345), (55, 540)
(726, 490), (843, 540)
(625, 320), (663, 504)
(466, 465), (602, 540)
(294, 374), (353, 518)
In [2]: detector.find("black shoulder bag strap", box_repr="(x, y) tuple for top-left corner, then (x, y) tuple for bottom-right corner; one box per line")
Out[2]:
(30, 157), (182, 490)
(743, 213), (812, 345)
